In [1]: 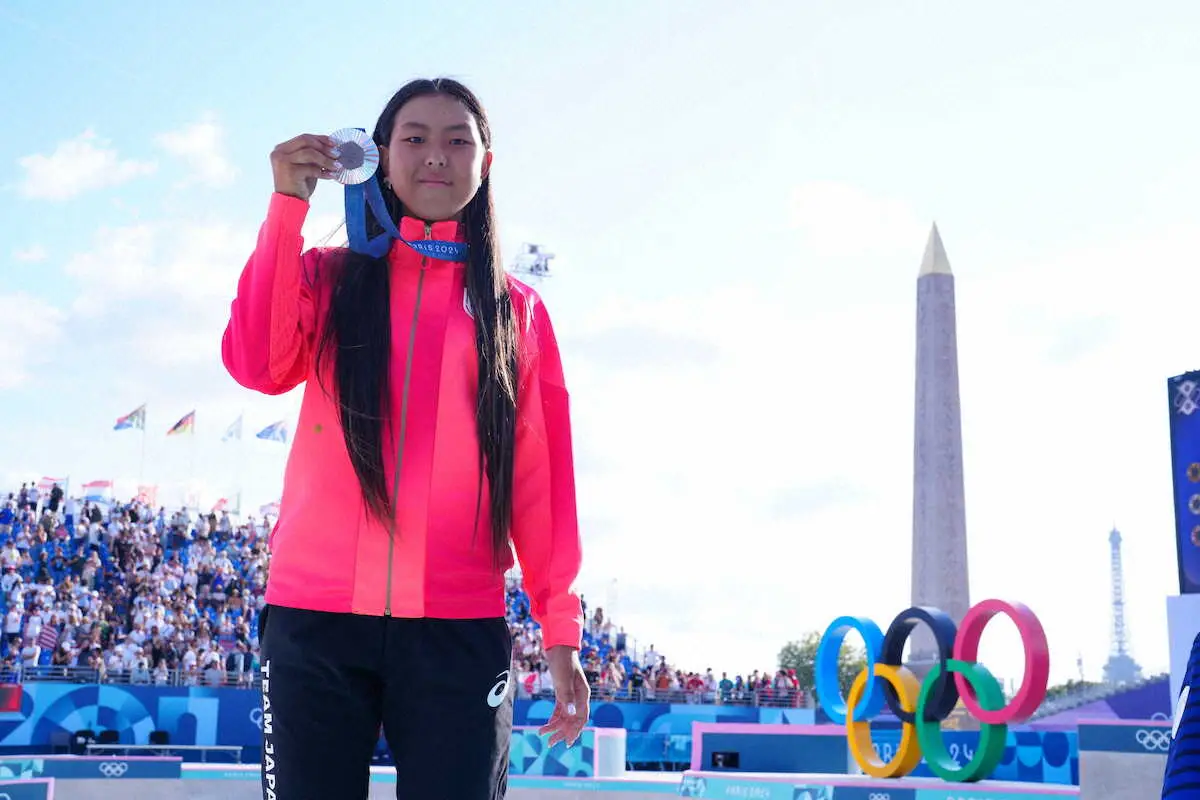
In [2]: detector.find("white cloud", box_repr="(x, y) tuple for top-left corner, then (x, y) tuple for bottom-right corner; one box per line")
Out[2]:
(136, 321), (224, 369)
(0, 292), (66, 388)
(63, 218), (255, 317)
(64, 223), (155, 298)
(62, 206), (345, 318)
(60, 202), (346, 391)
(155, 116), (237, 188)
(158, 221), (257, 301)
(13, 245), (48, 263)
(17, 130), (156, 200)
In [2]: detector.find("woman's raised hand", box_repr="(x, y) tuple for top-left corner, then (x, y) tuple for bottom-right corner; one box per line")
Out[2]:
(270, 134), (340, 201)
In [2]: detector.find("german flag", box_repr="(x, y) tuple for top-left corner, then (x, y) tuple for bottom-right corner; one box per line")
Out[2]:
(167, 411), (195, 436)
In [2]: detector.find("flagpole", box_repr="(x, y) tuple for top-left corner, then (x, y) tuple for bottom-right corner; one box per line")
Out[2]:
(237, 410), (245, 516)
(189, 418), (197, 511)
(139, 423), (147, 490)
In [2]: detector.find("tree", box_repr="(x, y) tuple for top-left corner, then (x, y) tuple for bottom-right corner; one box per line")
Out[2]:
(1045, 678), (1102, 701)
(778, 631), (867, 698)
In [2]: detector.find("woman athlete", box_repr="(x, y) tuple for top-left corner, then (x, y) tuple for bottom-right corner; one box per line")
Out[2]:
(222, 77), (589, 800)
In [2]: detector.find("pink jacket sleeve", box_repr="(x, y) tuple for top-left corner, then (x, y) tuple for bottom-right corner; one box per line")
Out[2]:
(221, 193), (321, 395)
(510, 292), (585, 650)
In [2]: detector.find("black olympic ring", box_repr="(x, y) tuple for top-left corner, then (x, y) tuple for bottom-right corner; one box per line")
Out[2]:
(879, 606), (960, 723)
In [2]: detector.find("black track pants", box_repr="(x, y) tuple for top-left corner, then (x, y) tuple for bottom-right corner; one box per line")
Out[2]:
(259, 604), (513, 800)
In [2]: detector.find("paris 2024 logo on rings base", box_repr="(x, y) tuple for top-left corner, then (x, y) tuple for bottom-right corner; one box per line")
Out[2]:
(814, 598), (1051, 784)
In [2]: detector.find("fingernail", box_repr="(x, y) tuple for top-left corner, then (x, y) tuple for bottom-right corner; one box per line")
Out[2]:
(567, 703), (577, 716)
(333, 161), (343, 170)
(330, 147), (341, 158)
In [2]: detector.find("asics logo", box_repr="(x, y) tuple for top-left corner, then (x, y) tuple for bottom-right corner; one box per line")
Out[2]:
(487, 670), (510, 708)
(1174, 685), (1189, 738)
(1135, 728), (1172, 751)
(99, 761), (129, 777)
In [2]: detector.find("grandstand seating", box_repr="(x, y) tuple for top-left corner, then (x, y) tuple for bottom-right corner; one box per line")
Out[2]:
(0, 483), (804, 707)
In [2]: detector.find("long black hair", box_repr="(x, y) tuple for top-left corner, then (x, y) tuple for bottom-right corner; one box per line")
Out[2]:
(314, 78), (518, 568)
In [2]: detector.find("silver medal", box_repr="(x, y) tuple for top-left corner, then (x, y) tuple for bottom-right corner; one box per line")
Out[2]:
(329, 128), (379, 185)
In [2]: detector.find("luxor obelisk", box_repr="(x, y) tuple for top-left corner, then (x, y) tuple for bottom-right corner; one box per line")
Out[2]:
(908, 223), (971, 671)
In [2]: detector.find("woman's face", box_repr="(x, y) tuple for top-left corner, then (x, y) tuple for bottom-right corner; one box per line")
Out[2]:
(380, 93), (492, 223)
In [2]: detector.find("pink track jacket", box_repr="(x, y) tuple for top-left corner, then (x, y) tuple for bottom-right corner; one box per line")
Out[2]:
(222, 193), (584, 649)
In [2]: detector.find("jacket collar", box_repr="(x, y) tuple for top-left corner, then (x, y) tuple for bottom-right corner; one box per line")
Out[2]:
(397, 216), (465, 246)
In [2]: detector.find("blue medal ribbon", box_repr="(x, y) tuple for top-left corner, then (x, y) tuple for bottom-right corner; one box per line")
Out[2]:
(344, 169), (468, 262)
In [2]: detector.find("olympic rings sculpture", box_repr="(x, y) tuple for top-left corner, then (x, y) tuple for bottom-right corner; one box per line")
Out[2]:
(814, 599), (1050, 783)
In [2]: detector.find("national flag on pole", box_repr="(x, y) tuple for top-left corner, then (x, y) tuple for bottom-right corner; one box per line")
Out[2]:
(256, 420), (288, 443)
(222, 415), (243, 442)
(37, 477), (66, 492)
(137, 485), (158, 506)
(213, 498), (229, 513)
(167, 411), (196, 436)
(82, 480), (112, 502)
(114, 404), (146, 431)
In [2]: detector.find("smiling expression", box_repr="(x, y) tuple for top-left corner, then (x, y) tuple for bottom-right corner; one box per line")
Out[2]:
(379, 93), (493, 223)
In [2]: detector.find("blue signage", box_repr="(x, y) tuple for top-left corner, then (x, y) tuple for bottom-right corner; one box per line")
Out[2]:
(1166, 371), (1200, 593)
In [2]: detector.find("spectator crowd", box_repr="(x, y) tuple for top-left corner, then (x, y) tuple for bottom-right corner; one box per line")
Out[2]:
(510, 589), (805, 707)
(1, 480), (804, 707)
(1, 481), (262, 687)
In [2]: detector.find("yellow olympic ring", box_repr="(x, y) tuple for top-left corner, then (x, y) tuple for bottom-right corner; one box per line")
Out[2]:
(845, 664), (922, 778)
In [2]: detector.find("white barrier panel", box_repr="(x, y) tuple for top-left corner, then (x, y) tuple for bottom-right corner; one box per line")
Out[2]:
(1166, 593), (1200, 713)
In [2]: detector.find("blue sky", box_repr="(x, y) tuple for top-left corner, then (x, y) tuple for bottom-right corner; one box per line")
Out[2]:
(3, 1), (1200, 685)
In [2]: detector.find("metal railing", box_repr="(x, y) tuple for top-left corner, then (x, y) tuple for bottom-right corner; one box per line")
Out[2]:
(5, 664), (812, 707)
(6, 662), (1168, 718)
(1027, 672), (1170, 721)
(3, 664), (258, 689)
(527, 685), (813, 708)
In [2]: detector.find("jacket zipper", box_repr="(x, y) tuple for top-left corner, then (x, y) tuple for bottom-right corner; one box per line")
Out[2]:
(385, 222), (432, 616)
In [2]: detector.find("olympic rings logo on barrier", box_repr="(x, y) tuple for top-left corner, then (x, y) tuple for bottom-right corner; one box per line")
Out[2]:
(98, 761), (130, 778)
(1135, 729), (1172, 752)
(815, 598), (1050, 783)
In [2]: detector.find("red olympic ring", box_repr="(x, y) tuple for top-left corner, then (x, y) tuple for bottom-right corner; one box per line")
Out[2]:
(951, 599), (1050, 724)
